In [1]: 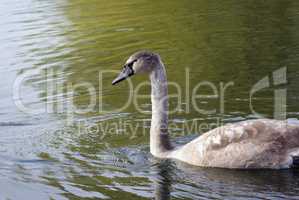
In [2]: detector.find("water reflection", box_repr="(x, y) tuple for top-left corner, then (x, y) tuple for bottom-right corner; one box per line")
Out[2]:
(151, 158), (299, 200)
(174, 163), (299, 199)
(153, 161), (173, 200)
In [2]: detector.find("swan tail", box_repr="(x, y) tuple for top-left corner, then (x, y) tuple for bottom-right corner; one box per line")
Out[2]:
(292, 156), (299, 168)
(287, 148), (299, 168)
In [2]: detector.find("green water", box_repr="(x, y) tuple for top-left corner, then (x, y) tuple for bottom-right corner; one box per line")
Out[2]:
(1, 0), (299, 199)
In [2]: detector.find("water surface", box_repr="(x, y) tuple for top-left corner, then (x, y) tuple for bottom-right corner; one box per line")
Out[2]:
(1, 0), (299, 199)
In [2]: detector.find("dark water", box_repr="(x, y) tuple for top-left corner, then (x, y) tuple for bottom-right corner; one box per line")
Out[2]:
(1, 0), (299, 199)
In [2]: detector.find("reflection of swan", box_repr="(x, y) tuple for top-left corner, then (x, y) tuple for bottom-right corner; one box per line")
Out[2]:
(174, 162), (299, 199)
(112, 51), (299, 169)
(152, 161), (172, 200)
(152, 159), (299, 200)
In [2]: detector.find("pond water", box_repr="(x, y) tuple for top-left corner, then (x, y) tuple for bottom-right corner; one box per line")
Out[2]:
(1, 0), (299, 199)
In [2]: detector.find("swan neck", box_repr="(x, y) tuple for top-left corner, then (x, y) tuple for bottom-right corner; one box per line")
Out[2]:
(150, 59), (173, 156)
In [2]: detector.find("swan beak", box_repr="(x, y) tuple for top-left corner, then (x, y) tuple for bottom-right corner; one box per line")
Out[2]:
(112, 66), (134, 85)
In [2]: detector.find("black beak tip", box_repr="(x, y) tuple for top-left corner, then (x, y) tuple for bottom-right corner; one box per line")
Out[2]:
(112, 77), (123, 85)
(112, 80), (118, 85)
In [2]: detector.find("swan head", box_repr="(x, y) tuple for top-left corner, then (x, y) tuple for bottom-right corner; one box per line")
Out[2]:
(112, 51), (160, 85)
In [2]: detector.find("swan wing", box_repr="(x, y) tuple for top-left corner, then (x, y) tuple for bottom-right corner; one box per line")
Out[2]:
(173, 119), (299, 169)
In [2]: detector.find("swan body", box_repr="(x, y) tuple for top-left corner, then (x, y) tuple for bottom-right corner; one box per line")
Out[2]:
(170, 119), (299, 169)
(112, 51), (299, 169)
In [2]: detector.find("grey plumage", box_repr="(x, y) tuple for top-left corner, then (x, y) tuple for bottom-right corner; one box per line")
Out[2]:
(113, 51), (299, 169)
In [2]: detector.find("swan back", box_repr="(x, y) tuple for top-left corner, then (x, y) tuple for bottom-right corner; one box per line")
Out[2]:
(171, 119), (299, 169)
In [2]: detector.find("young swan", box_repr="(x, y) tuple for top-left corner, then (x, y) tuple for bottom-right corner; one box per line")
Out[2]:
(112, 51), (299, 169)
